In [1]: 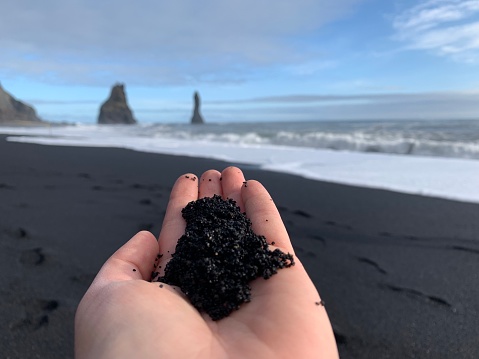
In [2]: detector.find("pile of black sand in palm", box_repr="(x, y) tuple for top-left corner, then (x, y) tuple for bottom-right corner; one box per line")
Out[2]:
(159, 194), (294, 321)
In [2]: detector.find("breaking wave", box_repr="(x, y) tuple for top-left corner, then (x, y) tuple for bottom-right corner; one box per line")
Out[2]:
(142, 119), (479, 160)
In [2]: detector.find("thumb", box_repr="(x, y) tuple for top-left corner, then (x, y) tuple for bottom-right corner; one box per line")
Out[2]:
(93, 231), (159, 286)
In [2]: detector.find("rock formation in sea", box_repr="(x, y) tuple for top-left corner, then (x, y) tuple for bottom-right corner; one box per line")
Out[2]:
(190, 91), (205, 124)
(0, 82), (43, 124)
(98, 83), (137, 124)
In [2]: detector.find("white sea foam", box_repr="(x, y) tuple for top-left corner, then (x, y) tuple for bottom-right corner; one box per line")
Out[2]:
(1, 123), (479, 204)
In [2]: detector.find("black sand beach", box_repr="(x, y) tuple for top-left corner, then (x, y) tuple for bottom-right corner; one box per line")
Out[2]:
(1, 134), (479, 358)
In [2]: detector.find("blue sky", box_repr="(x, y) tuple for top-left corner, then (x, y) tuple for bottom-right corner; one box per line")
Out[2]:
(1, 0), (479, 123)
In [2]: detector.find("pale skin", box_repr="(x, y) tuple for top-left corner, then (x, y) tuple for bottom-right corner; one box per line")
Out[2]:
(75, 167), (339, 359)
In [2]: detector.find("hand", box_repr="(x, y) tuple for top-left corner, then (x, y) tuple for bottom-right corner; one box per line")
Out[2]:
(75, 167), (338, 359)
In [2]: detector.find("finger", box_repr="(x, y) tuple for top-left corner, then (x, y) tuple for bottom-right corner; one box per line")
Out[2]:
(198, 169), (222, 198)
(220, 166), (246, 211)
(241, 180), (294, 254)
(157, 173), (199, 273)
(92, 231), (159, 286)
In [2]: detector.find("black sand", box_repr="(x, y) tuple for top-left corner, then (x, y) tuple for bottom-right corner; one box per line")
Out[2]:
(1, 134), (479, 358)
(159, 195), (294, 320)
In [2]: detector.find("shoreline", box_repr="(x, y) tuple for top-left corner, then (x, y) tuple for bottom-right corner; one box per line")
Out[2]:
(1, 136), (479, 358)
(2, 125), (479, 205)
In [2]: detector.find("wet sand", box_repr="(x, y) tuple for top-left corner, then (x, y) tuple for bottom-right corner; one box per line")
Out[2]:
(1, 135), (479, 358)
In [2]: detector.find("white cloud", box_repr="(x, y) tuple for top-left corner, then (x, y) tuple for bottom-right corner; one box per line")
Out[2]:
(394, 0), (479, 31)
(209, 91), (479, 120)
(213, 91), (479, 105)
(393, 0), (479, 62)
(0, 0), (362, 86)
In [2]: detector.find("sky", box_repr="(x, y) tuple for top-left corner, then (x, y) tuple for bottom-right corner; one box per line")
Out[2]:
(1, 0), (479, 123)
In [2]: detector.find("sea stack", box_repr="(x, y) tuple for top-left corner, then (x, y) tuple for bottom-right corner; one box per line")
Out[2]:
(0, 82), (43, 124)
(190, 91), (205, 124)
(98, 83), (137, 124)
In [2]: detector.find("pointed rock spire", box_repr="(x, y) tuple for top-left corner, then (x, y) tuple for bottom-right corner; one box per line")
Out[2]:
(190, 91), (205, 124)
(98, 83), (137, 124)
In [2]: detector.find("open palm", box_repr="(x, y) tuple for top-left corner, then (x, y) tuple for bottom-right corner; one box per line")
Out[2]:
(75, 167), (338, 359)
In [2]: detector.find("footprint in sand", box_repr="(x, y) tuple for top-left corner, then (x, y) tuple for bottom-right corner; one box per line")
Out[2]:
(10, 299), (59, 332)
(15, 228), (29, 239)
(294, 247), (316, 258)
(292, 210), (313, 218)
(0, 183), (15, 189)
(356, 256), (387, 275)
(380, 283), (454, 311)
(5, 227), (29, 240)
(78, 173), (91, 179)
(276, 206), (314, 219)
(311, 235), (327, 245)
(324, 220), (352, 231)
(449, 245), (479, 255)
(378, 231), (393, 237)
(70, 272), (96, 286)
(19, 247), (46, 266)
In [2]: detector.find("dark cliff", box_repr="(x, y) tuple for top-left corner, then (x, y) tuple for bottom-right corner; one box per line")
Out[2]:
(98, 84), (137, 125)
(0, 83), (43, 124)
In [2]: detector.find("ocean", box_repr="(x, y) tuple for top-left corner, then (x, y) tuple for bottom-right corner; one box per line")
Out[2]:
(1, 119), (479, 203)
